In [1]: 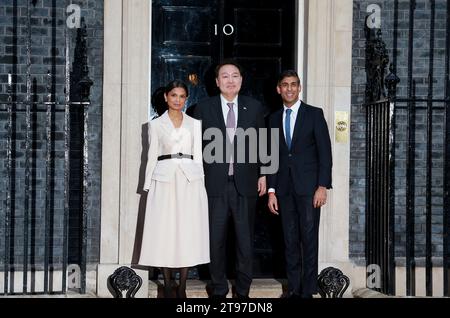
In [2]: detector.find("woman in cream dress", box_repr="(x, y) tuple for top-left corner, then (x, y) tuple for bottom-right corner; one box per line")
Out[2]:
(139, 81), (209, 298)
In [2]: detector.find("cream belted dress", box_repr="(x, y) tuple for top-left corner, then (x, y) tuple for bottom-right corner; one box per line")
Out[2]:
(139, 111), (210, 268)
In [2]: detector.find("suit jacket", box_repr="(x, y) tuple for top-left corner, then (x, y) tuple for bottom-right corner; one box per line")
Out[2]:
(267, 102), (332, 196)
(143, 111), (204, 191)
(193, 95), (265, 197)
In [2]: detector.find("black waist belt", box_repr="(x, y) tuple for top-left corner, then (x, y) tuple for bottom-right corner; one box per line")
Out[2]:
(157, 153), (193, 161)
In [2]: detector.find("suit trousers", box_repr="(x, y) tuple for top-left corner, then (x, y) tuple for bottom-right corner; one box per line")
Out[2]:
(279, 177), (321, 296)
(208, 177), (256, 296)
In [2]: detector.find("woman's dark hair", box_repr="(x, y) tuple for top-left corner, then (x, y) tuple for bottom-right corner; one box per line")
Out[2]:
(152, 80), (189, 116)
(151, 86), (167, 116)
(165, 80), (189, 97)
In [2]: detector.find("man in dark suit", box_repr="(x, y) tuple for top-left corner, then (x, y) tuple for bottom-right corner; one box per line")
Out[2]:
(193, 59), (266, 298)
(267, 70), (332, 299)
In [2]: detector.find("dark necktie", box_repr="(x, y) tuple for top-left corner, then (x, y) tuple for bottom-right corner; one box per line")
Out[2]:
(285, 108), (292, 150)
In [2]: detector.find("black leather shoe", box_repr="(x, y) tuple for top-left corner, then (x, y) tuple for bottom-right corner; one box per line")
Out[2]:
(235, 293), (249, 299)
(177, 287), (187, 299)
(282, 291), (300, 299)
(301, 294), (313, 299)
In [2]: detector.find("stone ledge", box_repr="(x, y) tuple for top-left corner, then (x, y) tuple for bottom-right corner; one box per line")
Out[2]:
(352, 288), (392, 298)
(149, 279), (287, 298)
(148, 279), (352, 298)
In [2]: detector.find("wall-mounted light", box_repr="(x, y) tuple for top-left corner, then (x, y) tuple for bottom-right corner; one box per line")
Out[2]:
(188, 73), (199, 86)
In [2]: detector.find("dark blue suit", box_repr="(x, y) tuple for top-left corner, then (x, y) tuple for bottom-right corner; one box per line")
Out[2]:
(268, 101), (332, 296)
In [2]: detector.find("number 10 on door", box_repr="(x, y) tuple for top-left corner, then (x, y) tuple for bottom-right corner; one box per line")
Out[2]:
(214, 24), (234, 36)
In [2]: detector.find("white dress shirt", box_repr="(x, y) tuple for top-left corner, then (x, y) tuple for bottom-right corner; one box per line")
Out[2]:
(268, 99), (301, 194)
(220, 94), (238, 128)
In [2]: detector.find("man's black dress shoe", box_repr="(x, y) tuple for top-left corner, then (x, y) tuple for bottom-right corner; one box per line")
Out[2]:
(282, 291), (301, 299)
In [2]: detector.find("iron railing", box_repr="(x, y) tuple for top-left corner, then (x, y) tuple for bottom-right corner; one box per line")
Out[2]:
(364, 0), (450, 297)
(0, 0), (92, 295)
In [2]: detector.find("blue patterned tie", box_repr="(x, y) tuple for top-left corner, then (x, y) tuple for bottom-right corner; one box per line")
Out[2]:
(285, 108), (292, 150)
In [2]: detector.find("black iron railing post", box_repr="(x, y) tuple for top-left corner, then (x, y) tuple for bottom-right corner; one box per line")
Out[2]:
(23, 0), (33, 294)
(4, 72), (13, 295)
(63, 0), (72, 295)
(385, 64), (399, 296)
(44, 70), (53, 294)
(405, 0), (416, 297)
(444, 0), (450, 298)
(78, 19), (93, 295)
(425, 0), (436, 297)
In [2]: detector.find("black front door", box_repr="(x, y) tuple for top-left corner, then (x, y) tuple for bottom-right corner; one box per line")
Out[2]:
(151, 0), (296, 277)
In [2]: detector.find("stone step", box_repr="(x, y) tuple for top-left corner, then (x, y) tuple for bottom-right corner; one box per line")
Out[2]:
(149, 279), (290, 298)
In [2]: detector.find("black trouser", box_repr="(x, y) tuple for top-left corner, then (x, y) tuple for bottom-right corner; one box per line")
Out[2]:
(278, 178), (321, 296)
(208, 177), (256, 296)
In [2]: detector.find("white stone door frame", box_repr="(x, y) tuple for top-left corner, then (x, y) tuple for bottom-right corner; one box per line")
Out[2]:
(98, 0), (151, 298)
(306, 0), (358, 292)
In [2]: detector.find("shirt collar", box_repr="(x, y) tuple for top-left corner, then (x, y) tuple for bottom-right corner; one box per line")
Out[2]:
(283, 99), (301, 114)
(220, 94), (238, 107)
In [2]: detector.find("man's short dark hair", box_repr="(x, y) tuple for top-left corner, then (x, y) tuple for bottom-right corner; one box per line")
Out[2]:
(277, 70), (300, 85)
(215, 59), (244, 78)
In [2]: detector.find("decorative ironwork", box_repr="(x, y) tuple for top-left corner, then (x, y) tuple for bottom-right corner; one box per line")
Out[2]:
(364, 17), (389, 103)
(71, 18), (93, 102)
(385, 64), (400, 100)
(108, 267), (143, 298)
(317, 267), (350, 298)
(364, 6), (398, 297)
